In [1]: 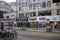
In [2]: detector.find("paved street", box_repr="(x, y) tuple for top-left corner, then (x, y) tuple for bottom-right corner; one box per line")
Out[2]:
(16, 34), (60, 40)
(0, 31), (60, 40)
(15, 31), (60, 40)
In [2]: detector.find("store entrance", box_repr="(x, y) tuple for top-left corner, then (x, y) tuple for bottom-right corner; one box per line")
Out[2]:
(30, 22), (38, 28)
(50, 21), (60, 29)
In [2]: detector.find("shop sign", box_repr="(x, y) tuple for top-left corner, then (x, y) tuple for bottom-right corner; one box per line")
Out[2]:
(29, 18), (37, 21)
(39, 17), (46, 20)
(0, 18), (12, 21)
(50, 16), (60, 21)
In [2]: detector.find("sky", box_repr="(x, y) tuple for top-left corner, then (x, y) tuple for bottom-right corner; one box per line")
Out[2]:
(4, 0), (16, 3)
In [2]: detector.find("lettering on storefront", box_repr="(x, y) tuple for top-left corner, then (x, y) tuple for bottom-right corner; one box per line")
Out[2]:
(39, 17), (46, 20)
(29, 18), (37, 21)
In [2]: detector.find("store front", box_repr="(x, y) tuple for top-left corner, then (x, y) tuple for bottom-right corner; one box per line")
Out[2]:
(38, 17), (47, 28)
(50, 16), (60, 29)
(28, 16), (60, 29)
(50, 21), (60, 29)
(28, 17), (38, 28)
(17, 22), (22, 27)
(30, 22), (38, 28)
(24, 22), (30, 28)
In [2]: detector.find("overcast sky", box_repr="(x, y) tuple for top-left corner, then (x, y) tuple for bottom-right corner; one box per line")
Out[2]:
(4, 0), (16, 3)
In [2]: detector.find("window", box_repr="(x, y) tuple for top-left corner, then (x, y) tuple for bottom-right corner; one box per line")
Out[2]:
(29, 6), (32, 10)
(37, 0), (40, 2)
(25, 13), (30, 17)
(42, 2), (46, 8)
(47, 1), (51, 7)
(33, 0), (36, 2)
(57, 9), (60, 15)
(19, 0), (22, 2)
(46, 10), (51, 16)
(32, 12), (36, 16)
(22, 7), (25, 11)
(19, 13), (24, 18)
(29, 0), (30, 2)
(37, 3), (40, 8)
(56, 2), (60, 6)
(53, 0), (60, 3)
(38, 10), (51, 16)
(38, 11), (45, 16)
(25, 6), (29, 11)
(6, 16), (9, 18)
(11, 15), (15, 18)
(22, 0), (25, 3)
(33, 4), (36, 9)
(19, 7), (21, 11)
(30, 12), (33, 17)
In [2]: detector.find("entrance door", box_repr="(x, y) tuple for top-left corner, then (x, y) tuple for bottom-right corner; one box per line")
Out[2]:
(0, 22), (4, 30)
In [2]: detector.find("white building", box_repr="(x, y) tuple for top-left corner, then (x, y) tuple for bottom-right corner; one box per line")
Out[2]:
(0, 0), (13, 13)
(16, 0), (60, 28)
(4, 0), (60, 28)
(3, 12), (16, 19)
(0, 0), (13, 18)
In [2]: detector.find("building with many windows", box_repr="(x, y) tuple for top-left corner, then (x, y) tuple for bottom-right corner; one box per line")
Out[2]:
(16, 0), (60, 28)
(0, 0), (13, 18)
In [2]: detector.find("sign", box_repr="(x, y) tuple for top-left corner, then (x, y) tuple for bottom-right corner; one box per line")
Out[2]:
(39, 17), (46, 20)
(29, 18), (37, 20)
(48, 16), (60, 21)
(29, 17), (37, 21)
(0, 18), (12, 21)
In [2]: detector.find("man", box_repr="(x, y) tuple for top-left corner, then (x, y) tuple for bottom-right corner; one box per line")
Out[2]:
(46, 19), (52, 32)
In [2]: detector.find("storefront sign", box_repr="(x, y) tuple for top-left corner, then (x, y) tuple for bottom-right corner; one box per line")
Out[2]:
(0, 18), (12, 21)
(29, 18), (36, 20)
(50, 16), (60, 21)
(29, 17), (37, 21)
(39, 17), (46, 20)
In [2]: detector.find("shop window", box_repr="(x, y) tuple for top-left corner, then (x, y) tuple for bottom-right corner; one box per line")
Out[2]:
(6, 16), (9, 18)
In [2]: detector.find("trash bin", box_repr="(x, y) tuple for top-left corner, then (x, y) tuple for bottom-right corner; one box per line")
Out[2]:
(46, 26), (52, 32)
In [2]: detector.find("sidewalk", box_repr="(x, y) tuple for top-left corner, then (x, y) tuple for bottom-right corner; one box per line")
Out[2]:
(17, 31), (60, 38)
(14, 27), (60, 33)
(16, 28), (60, 38)
(25, 28), (60, 33)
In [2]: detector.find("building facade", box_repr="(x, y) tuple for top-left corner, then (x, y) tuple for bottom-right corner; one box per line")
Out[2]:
(10, 2), (17, 12)
(0, 0), (13, 18)
(16, 0), (60, 28)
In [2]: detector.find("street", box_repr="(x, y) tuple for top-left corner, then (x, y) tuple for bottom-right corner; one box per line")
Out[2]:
(16, 31), (60, 40)
(0, 31), (60, 40)
(16, 35), (60, 40)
